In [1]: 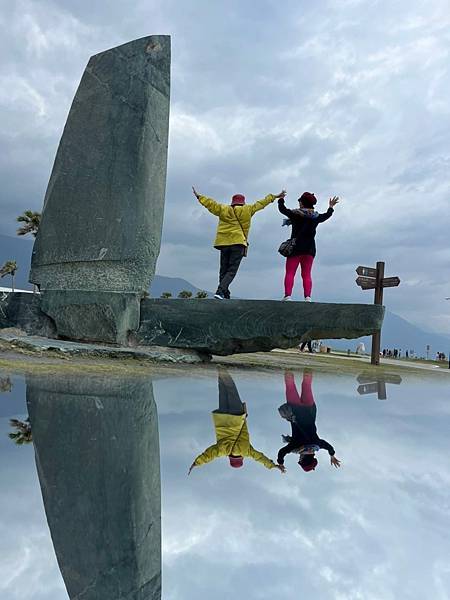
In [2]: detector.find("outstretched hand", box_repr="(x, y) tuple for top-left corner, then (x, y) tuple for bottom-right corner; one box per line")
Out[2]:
(275, 190), (287, 200)
(188, 463), (196, 475)
(330, 456), (341, 468)
(329, 196), (339, 208)
(276, 464), (287, 473)
(192, 186), (200, 199)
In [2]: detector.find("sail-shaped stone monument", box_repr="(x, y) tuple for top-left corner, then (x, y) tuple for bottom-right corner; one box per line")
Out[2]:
(30, 35), (170, 344)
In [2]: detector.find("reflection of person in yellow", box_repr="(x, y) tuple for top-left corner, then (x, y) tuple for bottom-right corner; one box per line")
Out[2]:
(188, 368), (285, 474)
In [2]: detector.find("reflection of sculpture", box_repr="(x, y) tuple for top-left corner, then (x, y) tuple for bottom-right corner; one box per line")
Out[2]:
(27, 374), (161, 599)
(189, 368), (283, 473)
(277, 371), (341, 472)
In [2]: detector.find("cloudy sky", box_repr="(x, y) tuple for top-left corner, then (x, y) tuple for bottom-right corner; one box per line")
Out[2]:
(2, 367), (450, 599)
(0, 0), (449, 333)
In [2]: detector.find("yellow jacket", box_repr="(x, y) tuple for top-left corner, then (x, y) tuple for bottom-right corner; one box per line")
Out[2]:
(193, 412), (277, 469)
(198, 194), (276, 247)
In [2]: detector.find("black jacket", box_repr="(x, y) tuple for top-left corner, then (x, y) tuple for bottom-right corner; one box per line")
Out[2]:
(278, 199), (333, 257)
(277, 404), (335, 465)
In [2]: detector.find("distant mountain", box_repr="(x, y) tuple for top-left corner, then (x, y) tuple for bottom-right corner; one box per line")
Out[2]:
(0, 234), (210, 297)
(1, 234), (448, 355)
(325, 310), (450, 358)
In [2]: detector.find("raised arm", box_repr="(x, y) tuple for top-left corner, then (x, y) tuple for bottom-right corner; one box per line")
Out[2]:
(316, 196), (339, 223)
(316, 207), (334, 223)
(318, 438), (335, 456)
(250, 190), (286, 215)
(192, 444), (221, 467)
(248, 446), (279, 469)
(278, 198), (299, 220)
(192, 186), (223, 217)
(277, 441), (296, 465)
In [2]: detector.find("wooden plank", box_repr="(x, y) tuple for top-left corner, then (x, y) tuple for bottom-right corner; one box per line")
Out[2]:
(382, 276), (400, 288)
(356, 276), (376, 289)
(357, 383), (379, 395)
(356, 266), (377, 278)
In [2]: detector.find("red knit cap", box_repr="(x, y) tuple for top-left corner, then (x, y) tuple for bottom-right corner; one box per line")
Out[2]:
(300, 457), (318, 472)
(229, 456), (244, 468)
(298, 192), (317, 208)
(231, 194), (246, 206)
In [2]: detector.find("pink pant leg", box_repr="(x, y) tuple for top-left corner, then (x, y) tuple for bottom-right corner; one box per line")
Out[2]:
(284, 371), (302, 406)
(284, 256), (301, 296)
(299, 255), (314, 298)
(300, 371), (315, 406)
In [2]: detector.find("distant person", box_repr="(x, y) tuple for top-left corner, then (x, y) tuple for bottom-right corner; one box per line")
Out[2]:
(299, 340), (313, 353)
(188, 368), (285, 474)
(278, 192), (339, 301)
(405, 350), (409, 359)
(277, 370), (341, 472)
(193, 186), (286, 300)
(382, 349), (387, 358)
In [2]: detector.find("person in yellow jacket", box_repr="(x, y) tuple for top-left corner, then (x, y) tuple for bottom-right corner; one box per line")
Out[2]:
(188, 368), (286, 474)
(192, 186), (286, 299)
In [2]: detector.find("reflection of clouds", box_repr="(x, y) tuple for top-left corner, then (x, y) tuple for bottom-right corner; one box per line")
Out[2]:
(1, 369), (449, 598)
(0, 406), (65, 598)
(157, 369), (450, 599)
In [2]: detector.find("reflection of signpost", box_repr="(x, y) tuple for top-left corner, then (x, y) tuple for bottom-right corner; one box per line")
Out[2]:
(356, 262), (400, 366)
(356, 372), (402, 400)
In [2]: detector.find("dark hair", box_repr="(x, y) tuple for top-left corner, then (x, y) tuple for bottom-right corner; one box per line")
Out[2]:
(298, 192), (317, 209)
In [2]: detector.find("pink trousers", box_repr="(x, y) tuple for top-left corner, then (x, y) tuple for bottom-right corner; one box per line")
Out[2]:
(284, 254), (314, 298)
(285, 371), (315, 407)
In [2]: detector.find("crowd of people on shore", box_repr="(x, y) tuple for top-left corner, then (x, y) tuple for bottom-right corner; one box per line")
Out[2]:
(192, 187), (339, 302)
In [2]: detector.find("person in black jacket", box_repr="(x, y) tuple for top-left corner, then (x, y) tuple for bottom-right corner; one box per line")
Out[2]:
(277, 370), (341, 472)
(278, 192), (339, 301)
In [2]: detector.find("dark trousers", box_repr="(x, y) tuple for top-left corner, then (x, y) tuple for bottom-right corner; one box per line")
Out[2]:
(214, 369), (245, 415)
(216, 244), (245, 298)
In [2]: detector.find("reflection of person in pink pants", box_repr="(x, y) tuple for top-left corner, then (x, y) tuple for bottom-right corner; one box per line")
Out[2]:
(277, 370), (341, 472)
(278, 192), (339, 301)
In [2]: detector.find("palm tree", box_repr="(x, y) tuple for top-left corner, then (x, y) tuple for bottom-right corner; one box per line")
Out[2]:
(178, 290), (193, 298)
(195, 291), (208, 299)
(0, 260), (18, 292)
(160, 292), (172, 298)
(16, 210), (41, 237)
(9, 418), (33, 445)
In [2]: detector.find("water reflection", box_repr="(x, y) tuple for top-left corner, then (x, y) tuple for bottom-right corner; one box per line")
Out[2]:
(277, 370), (341, 471)
(189, 367), (284, 473)
(26, 373), (161, 600)
(356, 372), (403, 400)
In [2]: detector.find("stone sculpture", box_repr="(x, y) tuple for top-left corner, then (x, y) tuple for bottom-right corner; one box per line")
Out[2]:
(27, 373), (161, 600)
(30, 35), (170, 343)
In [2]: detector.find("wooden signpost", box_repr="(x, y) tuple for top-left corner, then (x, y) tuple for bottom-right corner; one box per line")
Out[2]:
(356, 261), (400, 365)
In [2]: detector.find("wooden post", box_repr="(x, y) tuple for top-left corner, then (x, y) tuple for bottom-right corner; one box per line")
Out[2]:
(371, 261), (385, 366)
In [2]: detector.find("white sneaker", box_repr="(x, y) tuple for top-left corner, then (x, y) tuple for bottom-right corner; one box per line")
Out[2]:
(282, 296), (292, 301)
(214, 294), (224, 300)
(304, 296), (312, 302)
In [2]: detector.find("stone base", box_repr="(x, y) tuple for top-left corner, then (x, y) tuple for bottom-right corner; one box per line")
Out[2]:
(137, 298), (385, 355)
(40, 290), (141, 345)
(0, 331), (209, 364)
